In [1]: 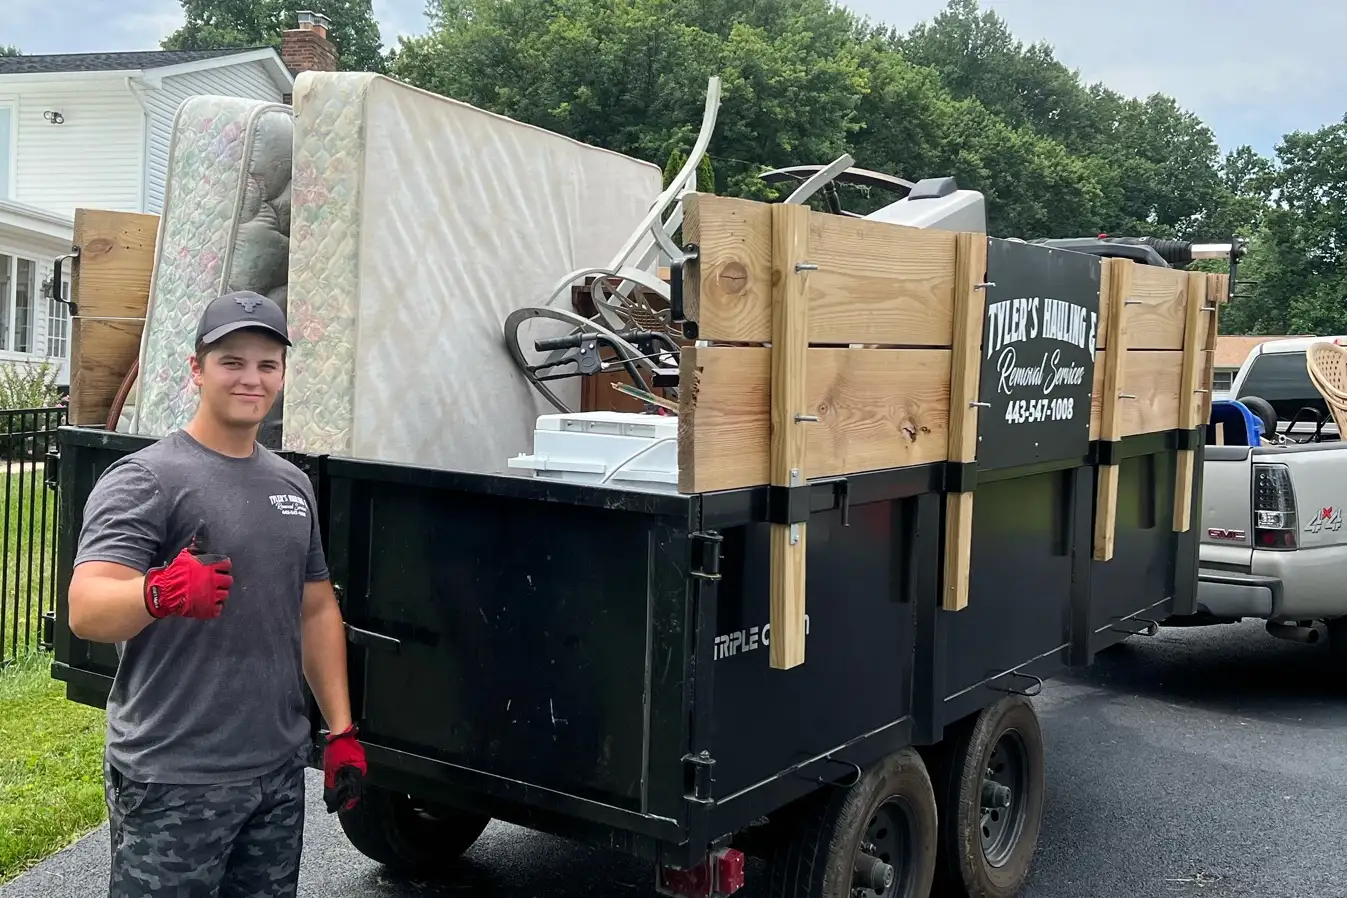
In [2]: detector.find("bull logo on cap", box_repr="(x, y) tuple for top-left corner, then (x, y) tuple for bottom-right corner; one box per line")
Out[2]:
(234, 294), (264, 314)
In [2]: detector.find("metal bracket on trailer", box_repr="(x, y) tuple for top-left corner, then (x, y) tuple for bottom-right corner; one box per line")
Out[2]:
(987, 671), (1044, 698)
(682, 750), (717, 805)
(48, 244), (81, 316)
(690, 530), (723, 581)
(44, 445), (59, 491)
(1107, 616), (1161, 637)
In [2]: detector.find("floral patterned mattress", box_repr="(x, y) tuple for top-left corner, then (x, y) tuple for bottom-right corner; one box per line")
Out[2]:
(281, 71), (663, 473)
(128, 95), (294, 446)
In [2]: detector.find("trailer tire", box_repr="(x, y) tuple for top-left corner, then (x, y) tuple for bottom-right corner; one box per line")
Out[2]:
(765, 747), (937, 898)
(927, 695), (1045, 898)
(336, 785), (491, 878)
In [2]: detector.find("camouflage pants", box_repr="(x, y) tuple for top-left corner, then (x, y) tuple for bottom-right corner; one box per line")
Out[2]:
(103, 755), (305, 898)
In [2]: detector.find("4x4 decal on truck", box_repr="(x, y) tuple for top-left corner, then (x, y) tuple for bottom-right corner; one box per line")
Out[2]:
(1305, 506), (1343, 534)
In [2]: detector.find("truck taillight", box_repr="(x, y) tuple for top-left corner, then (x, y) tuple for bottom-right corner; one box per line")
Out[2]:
(1253, 463), (1298, 549)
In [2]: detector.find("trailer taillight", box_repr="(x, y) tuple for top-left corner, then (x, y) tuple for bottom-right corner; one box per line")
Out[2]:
(1253, 463), (1298, 549)
(658, 848), (746, 898)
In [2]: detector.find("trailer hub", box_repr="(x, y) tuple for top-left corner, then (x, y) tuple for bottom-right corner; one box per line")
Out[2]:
(982, 779), (1013, 809)
(853, 851), (895, 891)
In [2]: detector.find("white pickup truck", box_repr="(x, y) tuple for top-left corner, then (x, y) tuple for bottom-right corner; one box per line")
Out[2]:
(1189, 336), (1347, 659)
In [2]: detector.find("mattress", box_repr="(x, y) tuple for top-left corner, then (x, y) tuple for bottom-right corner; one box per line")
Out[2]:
(282, 71), (663, 474)
(128, 95), (294, 445)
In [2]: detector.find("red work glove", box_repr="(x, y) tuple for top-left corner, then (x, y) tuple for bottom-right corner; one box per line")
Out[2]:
(323, 723), (367, 813)
(143, 545), (233, 620)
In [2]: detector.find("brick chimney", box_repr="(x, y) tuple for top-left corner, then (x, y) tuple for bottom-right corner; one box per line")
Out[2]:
(281, 10), (337, 101)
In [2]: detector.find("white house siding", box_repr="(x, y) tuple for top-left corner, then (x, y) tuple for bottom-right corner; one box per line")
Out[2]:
(0, 83), (145, 220)
(144, 62), (286, 215)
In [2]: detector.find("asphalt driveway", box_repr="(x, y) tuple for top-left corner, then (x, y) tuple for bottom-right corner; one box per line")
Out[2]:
(3, 619), (1343, 898)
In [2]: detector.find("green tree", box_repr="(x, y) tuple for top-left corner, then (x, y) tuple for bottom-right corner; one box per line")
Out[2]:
(1221, 119), (1347, 335)
(896, 0), (1231, 241)
(0, 46), (20, 57)
(394, 0), (866, 199)
(161, 0), (388, 73)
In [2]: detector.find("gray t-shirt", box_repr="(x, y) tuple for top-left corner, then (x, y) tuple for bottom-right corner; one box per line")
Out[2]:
(74, 428), (329, 785)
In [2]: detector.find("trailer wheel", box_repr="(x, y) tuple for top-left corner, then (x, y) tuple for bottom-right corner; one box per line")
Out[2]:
(766, 747), (937, 898)
(927, 695), (1045, 898)
(337, 784), (491, 878)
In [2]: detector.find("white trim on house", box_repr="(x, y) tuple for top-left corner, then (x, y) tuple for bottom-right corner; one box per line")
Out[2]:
(0, 70), (144, 86)
(0, 49), (295, 95)
(141, 49), (294, 94)
(0, 200), (73, 243)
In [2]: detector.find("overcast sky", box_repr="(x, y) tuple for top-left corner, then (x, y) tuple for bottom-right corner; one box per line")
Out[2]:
(5, 0), (1345, 160)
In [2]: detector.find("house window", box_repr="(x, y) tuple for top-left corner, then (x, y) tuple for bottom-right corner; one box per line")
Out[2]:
(0, 254), (42, 355)
(0, 105), (10, 200)
(12, 258), (35, 354)
(0, 255), (8, 349)
(47, 278), (70, 359)
(1213, 369), (1234, 393)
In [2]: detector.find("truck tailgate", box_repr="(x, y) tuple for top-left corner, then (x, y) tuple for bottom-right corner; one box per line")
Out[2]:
(1199, 446), (1254, 568)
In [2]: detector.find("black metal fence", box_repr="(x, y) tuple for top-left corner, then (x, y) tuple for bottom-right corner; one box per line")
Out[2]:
(0, 406), (65, 667)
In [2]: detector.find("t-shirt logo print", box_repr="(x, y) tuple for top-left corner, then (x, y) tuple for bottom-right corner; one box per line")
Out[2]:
(269, 494), (309, 517)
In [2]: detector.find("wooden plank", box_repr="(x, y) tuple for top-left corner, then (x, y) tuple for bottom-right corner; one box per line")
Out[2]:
(1199, 273), (1226, 423)
(1095, 263), (1208, 352)
(1172, 273), (1208, 532)
(1087, 349), (1204, 440)
(942, 233), (988, 612)
(676, 347), (951, 493)
(1095, 260), (1110, 348)
(1097, 260), (1133, 443)
(69, 317), (144, 426)
(769, 203), (811, 670)
(682, 193), (958, 346)
(1093, 259), (1132, 561)
(71, 209), (159, 319)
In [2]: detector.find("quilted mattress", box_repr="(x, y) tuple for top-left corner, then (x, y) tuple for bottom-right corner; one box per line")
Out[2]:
(128, 95), (294, 446)
(282, 71), (663, 473)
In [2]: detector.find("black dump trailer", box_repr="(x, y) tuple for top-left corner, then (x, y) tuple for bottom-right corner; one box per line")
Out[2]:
(48, 430), (1205, 897)
(46, 204), (1233, 898)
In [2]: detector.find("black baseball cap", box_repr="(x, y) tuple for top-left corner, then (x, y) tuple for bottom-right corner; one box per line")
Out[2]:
(196, 290), (291, 347)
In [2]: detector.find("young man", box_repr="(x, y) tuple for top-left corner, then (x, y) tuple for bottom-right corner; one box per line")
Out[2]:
(68, 289), (367, 898)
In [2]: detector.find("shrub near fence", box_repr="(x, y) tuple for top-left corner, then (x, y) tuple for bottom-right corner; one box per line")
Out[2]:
(0, 406), (65, 667)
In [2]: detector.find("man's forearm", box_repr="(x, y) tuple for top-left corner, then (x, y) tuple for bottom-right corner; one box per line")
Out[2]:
(68, 571), (154, 643)
(302, 595), (353, 734)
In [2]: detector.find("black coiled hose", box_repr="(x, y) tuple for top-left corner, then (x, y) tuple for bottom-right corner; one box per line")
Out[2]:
(1137, 238), (1194, 267)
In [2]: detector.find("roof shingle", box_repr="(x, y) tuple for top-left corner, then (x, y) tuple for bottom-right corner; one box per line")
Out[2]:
(0, 48), (269, 76)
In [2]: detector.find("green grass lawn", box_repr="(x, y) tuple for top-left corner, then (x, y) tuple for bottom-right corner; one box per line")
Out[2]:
(0, 466), (59, 663)
(0, 651), (107, 885)
(0, 452), (107, 885)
